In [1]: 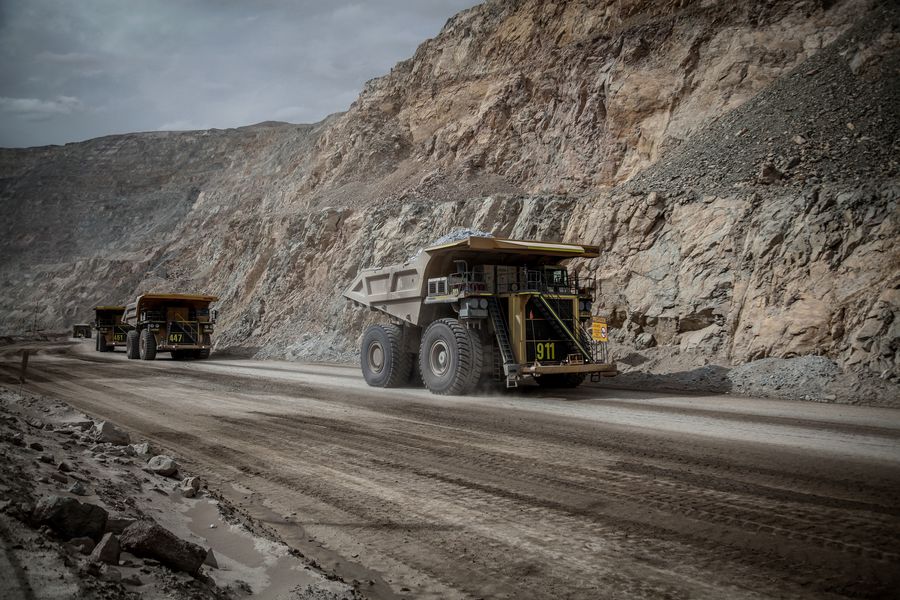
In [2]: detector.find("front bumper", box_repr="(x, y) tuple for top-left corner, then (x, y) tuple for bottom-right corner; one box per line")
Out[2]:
(522, 362), (618, 377)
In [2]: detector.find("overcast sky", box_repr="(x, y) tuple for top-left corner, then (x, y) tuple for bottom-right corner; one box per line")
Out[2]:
(0, 0), (478, 148)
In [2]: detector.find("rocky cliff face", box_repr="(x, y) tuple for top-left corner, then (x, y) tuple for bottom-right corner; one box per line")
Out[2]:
(1, 0), (898, 390)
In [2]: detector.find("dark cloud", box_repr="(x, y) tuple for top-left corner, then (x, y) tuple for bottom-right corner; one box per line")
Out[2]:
(0, 0), (478, 148)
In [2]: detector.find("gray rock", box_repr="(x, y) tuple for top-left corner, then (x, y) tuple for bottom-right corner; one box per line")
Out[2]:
(179, 476), (201, 497)
(89, 532), (120, 565)
(68, 536), (95, 554)
(68, 481), (87, 496)
(635, 332), (657, 350)
(130, 442), (151, 456)
(147, 455), (178, 477)
(203, 548), (218, 568)
(28, 441), (43, 451)
(105, 516), (136, 534)
(32, 495), (108, 541)
(119, 520), (207, 574)
(93, 421), (130, 445)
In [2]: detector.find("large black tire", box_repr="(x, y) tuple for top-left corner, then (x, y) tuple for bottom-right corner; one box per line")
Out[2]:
(171, 350), (188, 360)
(360, 324), (410, 388)
(125, 330), (140, 359)
(97, 334), (108, 353)
(95, 334), (100, 352)
(139, 329), (157, 361)
(195, 348), (210, 360)
(535, 373), (586, 389)
(419, 318), (482, 395)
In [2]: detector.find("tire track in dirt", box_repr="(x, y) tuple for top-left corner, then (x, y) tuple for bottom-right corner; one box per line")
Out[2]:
(2, 343), (899, 599)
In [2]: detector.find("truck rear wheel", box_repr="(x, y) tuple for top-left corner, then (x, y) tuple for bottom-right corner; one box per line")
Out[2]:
(97, 334), (108, 352)
(195, 349), (210, 359)
(419, 318), (482, 395)
(139, 329), (157, 360)
(535, 373), (585, 389)
(126, 330), (139, 359)
(361, 324), (410, 388)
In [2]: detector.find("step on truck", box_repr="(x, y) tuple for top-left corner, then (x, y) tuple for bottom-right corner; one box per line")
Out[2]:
(93, 306), (130, 352)
(344, 235), (617, 395)
(121, 294), (218, 361)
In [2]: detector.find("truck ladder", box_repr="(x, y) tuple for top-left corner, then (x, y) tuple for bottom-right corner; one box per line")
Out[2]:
(487, 297), (518, 388)
(534, 294), (594, 360)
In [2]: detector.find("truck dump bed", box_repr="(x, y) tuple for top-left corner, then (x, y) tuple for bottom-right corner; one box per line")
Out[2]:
(343, 236), (600, 325)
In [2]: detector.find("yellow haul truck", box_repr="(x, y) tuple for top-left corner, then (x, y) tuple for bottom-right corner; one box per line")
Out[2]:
(344, 235), (616, 394)
(72, 324), (92, 339)
(93, 306), (131, 352)
(122, 294), (218, 360)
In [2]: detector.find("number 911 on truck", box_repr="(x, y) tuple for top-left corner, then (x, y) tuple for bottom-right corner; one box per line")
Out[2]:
(343, 235), (616, 395)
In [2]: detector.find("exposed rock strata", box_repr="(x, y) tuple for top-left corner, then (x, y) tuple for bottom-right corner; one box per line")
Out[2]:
(0, 0), (897, 386)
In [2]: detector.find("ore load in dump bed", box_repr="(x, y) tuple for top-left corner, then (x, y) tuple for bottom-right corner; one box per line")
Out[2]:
(344, 235), (616, 394)
(92, 305), (131, 352)
(121, 293), (218, 361)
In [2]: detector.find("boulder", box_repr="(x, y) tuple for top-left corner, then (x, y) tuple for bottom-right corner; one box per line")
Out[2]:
(119, 520), (207, 574)
(179, 476), (201, 497)
(635, 332), (657, 350)
(203, 548), (218, 568)
(147, 455), (178, 477)
(130, 442), (151, 456)
(105, 516), (136, 534)
(68, 481), (87, 496)
(89, 532), (120, 565)
(32, 495), (108, 541)
(68, 536), (95, 554)
(93, 421), (130, 445)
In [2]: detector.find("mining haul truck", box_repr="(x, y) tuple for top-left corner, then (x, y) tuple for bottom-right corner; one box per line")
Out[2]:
(344, 235), (616, 394)
(93, 306), (130, 351)
(121, 294), (218, 360)
(72, 324), (92, 339)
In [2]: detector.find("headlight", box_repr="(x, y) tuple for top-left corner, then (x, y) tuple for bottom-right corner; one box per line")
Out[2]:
(479, 298), (488, 309)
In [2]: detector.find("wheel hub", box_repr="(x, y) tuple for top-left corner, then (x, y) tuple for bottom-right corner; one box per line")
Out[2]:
(368, 341), (385, 373)
(429, 340), (450, 376)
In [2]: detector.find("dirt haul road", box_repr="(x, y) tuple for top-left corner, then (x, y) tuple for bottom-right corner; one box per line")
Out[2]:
(2, 341), (899, 600)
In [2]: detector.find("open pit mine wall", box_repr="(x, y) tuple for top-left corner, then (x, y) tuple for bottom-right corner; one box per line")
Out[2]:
(0, 0), (897, 380)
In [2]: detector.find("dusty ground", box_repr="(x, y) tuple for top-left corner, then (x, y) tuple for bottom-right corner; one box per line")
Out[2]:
(2, 340), (899, 599)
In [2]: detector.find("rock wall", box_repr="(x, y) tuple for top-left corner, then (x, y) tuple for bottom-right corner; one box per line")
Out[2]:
(1, 0), (898, 382)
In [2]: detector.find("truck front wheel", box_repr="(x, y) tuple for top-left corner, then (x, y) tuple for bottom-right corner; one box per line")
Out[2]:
(97, 334), (108, 353)
(139, 329), (157, 361)
(419, 318), (482, 395)
(361, 324), (410, 388)
(126, 330), (139, 359)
